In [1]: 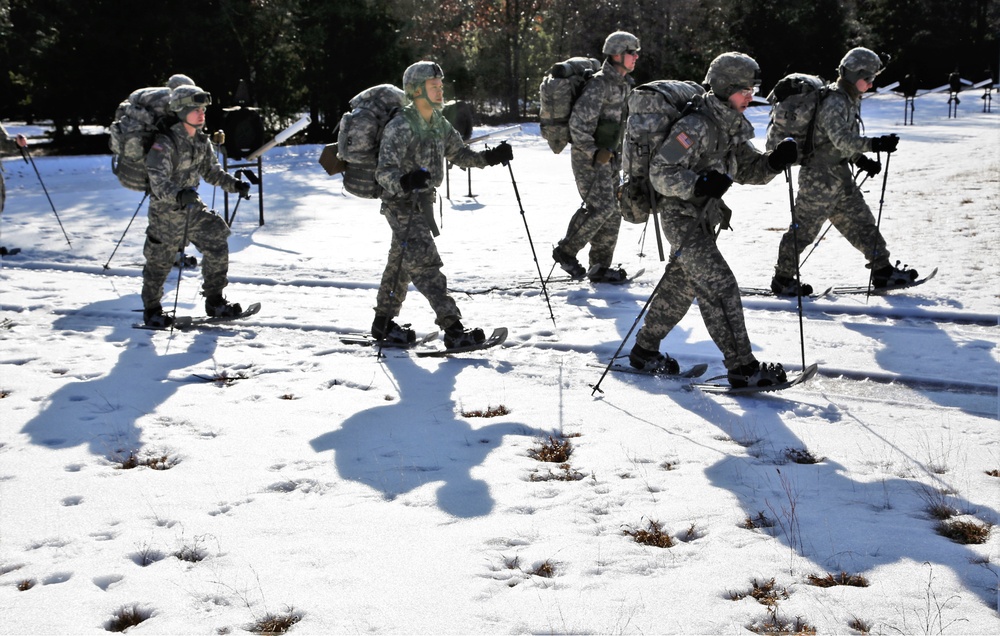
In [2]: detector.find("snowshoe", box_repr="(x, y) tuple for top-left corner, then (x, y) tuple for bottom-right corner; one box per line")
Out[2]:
(143, 305), (174, 329)
(552, 246), (586, 279)
(770, 275), (813, 297)
(444, 320), (486, 349)
(205, 294), (243, 318)
(727, 360), (787, 388)
(371, 315), (417, 346)
(588, 265), (629, 284)
(628, 343), (680, 375)
(871, 260), (918, 288)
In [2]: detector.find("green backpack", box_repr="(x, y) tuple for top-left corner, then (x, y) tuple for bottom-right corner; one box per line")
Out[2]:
(538, 57), (602, 154)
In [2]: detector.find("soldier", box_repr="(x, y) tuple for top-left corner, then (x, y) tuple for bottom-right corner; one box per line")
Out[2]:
(1, 123), (28, 256)
(141, 85), (251, 328)
(770, 47), (916, 296)
(551, 31), (639, 283)
(371, 61), (513, 348)
(628, 52), (798, 388)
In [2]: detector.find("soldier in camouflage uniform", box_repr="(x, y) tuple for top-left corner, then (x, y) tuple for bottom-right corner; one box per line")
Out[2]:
(770, 47), (917, 296)
(141, 85), (250, 328)
(628, 53), (799, 388)
(551, 31), (639, 283)
(372, 61), (513, 349)
(1, 123), (28, 255)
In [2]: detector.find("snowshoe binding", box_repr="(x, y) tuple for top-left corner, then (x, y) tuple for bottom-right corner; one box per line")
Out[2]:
(628, 343), (680, 375)
(552, 246), (586, 279)
(205, 294), (243, 319)
(871, 260), (918, 289)
(770, 275), (813, 297)
(727, 359), (787, 389)
(371, 315), (417, 346)
(588, 265), (629, 284)
(143, 304), (174, 329)
(444, 320), (486, 350)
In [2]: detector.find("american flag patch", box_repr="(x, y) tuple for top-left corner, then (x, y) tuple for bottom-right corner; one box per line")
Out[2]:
(675, 132), (693, 149)
(151, 142), (163, 151)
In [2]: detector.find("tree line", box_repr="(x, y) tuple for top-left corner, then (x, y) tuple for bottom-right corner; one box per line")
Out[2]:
(1, 0), (996, 145)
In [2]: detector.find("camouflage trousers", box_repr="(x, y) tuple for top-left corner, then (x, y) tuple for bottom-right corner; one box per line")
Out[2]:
(558, 150), (622, 269)
(375, 193), (461, 328)
(774, 164), (890, 278)
(636, 212), (754, 371)
(141, 202), (231, 311)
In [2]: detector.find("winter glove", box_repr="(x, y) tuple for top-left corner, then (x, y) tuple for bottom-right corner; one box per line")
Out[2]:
(854, 155), (881, 177)
(767, 138), (798, 172)
(593, 148), (614, 165)
(236, 180), (252, 199)
(482, 141), (513, 166)
(176, 188), (201, 208)
(693, 170), (733, 199)
(400, 168), (431, 193)
(871, 134), (899, 153)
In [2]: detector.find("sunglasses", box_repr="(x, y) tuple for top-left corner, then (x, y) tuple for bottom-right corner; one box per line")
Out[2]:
(736, 85), (759, 97)
(624, 49), (639, 56)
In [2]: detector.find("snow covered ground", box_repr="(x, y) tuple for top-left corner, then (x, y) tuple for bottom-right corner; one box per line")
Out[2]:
(1, 90), (998, 634)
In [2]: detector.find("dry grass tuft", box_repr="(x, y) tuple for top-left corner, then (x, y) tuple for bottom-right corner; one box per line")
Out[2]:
(279, 394), (297, 400)
(115, 451), (177, 471)
(529, 560), (556, 578)
(528, 436), (573, 463)
(195, 370), (250, 386)
(986, 469), (1000, 477)
(624, 519), (674, 548)
(847, 615), (872, 634)
(17, 578), (35, 591)
(0, 389), (10, 399)
(784, 447), (822, 464)
(248, 608), (302, 634)
(744, 511), (776, 530)
(461, 404), (511, 418)
(529, 463), (584, 482)
(105, 604), (153, 632)
(748, 609), (816, 635)
(806, 571), (869, 588)
(936, 519), (992, 544)
(728, 578), (790, 606)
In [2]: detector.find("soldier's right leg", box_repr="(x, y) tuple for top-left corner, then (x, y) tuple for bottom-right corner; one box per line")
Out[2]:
(141, 211), (183, 320)
(375, 202), (413, 319)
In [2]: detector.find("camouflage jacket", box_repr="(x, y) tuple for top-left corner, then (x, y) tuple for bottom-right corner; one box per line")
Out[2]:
(376, 105), (488, 201)
(145, 122), (241, 206)
(650, 93), (777, 218)
(569, 59), (633, 157)
(810, 79), (870, 167)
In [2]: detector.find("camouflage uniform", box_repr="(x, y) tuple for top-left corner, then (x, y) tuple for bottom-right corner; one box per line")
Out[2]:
(558, 59), (633, 268)
(636, 93), (779, 370)
(141, 121), (242, 311)
(373, 105), (489, 328)
(774, 78), (890, 278)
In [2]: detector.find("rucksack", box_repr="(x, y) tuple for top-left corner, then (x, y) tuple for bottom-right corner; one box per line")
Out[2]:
(108, 87), (177, 192)
(618, 80), (705, 223)
(538, 57), (602, 154)
(764, 73), (829, 164)
(323, 84), (405, 199)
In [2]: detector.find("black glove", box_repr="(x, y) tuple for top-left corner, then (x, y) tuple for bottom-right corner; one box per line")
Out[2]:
(176, 188), (201, 208)
(767, 138), (798, 172)
(482, 141), (513, 166)
(871, 134), (899, 153)
(236, 181), (251, 199)
(693, 170), (733, 199)
(399, 168), (431, 193)
(854, 155), (881, 177)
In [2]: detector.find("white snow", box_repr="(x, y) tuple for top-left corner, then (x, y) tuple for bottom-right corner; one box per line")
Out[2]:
(1, 91), (998, 634)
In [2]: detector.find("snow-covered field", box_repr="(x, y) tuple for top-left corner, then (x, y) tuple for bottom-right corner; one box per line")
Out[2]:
(1, 91), (997, 634)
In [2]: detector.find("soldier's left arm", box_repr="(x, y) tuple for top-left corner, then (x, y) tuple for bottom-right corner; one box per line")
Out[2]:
(733, 140), (780, 185)
(444, 124), (488, 169)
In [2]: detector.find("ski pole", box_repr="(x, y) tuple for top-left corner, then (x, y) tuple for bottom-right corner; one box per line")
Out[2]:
(865, 151), (891, 301)
(591, 214), (704, 396)
(168, 203), (196, 334)
(785, 166), (807, 371)
(504, 156), (557, 328)
(20, 146), (72, 247)
(103, 193), (148, 270)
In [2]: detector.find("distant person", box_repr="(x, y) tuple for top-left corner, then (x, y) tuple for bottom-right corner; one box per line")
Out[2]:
(770, 47), (917, 297)
(140, 85), (250, 328)
(1, 123), (28, 256)
(628, 52), (798, 388)
(371, 61), (513, 348)
(551, 31), (639, 283)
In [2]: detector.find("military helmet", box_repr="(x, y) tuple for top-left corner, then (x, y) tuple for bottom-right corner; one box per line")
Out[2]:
(166, 73), (195, 90)
(704, 52), (761, 99)
(839, 47), (885, 83)
(603, 31), (640, 56)
(403, 61), (444, 100)
(169, 85), (212, 113)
